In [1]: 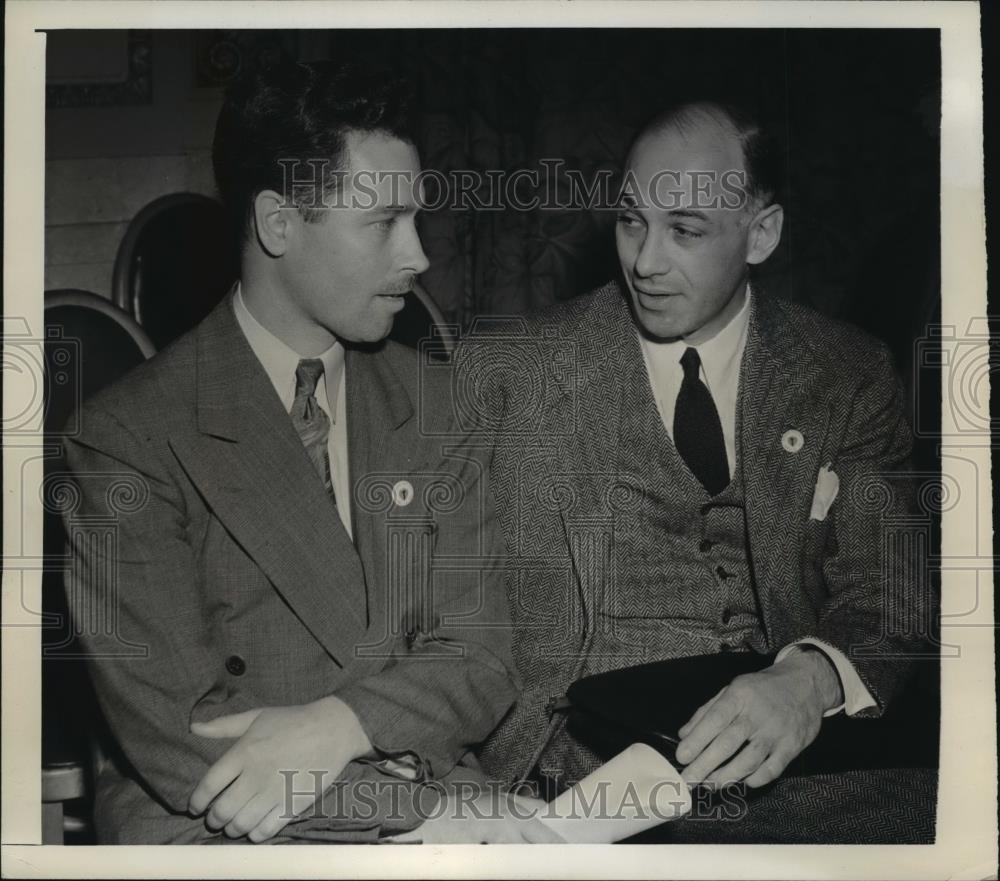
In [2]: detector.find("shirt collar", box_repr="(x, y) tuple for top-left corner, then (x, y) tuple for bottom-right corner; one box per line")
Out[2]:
(639, 283), (752, 391)
(693, 284), (752, 389)
(232, 283), (345, 416)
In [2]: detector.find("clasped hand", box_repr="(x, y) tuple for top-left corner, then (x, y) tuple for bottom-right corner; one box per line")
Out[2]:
(188, 695), (371, 842)
(675, 648), (842, 789)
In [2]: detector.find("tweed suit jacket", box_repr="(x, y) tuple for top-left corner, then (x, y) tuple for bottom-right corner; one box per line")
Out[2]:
(61, 293), (517, 843)
(465, 281), (925, 784)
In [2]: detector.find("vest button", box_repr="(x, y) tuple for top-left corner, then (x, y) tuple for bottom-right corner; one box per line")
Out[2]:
(721, 607), (733, 625)
(716, 565), (730, 580)
(699, 539), (714, 553)
(225, 655), (246, 676)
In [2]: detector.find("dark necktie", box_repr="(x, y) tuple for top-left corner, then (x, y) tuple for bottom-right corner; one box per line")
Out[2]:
(673, 347), (729, 496)
(290, 359), (336, 504)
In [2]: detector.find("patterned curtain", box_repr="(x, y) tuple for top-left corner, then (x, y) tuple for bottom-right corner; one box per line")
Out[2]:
(324, 28), (939, 366)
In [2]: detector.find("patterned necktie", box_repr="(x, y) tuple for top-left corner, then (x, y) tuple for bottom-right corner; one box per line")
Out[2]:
(673, 347), (729, 496)
(290, 358), (336, 504)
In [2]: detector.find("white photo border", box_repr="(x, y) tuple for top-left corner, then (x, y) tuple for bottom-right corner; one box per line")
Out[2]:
(3, 1), (993, 878)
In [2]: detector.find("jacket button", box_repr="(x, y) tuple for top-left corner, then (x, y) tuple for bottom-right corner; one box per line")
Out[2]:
(716, 565), (730, 580)
(699, 539), (714, 553)
(225, 655), (246, 676)
(721, 607), (732, 625)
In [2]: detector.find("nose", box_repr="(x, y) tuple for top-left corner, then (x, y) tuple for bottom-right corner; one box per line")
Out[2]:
(402, 222), (430, 277)
(633, 229), (670, 280)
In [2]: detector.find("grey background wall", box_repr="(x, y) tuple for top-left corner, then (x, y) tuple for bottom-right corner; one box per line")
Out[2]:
(47, 32), (211, 296)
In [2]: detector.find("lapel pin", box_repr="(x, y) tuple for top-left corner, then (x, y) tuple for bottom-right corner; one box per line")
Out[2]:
(781, 429), (804, 453)
(392, 480), (414, 507)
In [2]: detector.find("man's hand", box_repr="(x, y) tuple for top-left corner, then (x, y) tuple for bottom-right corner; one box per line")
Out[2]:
(188, 695), (372, 842)
(391, 795), (563, 844)
(675, 648), (843, 789)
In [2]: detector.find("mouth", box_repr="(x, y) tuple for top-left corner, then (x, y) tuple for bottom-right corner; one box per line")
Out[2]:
(632, 284), (680, 298)
(377, 290), (409, 310)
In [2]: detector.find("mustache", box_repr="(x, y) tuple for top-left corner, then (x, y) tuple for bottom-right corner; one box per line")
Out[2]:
(380, 279), (415, 296)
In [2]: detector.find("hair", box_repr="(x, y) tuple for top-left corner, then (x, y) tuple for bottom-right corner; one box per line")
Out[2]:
(630, 100), (783, 217)
(212, 59), (414, 246)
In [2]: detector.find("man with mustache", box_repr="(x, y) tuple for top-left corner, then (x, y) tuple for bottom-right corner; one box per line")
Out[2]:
(468, 102), (927, 830)
(61, 60), (556, 844)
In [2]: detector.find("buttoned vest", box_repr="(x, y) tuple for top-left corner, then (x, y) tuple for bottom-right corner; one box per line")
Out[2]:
(537, 390), (767, 783)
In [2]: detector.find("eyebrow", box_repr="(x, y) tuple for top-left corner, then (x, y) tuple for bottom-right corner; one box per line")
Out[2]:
(617, 198), (711, 223)
(666, 209), (711, 222)
(372, 204), (421, 214)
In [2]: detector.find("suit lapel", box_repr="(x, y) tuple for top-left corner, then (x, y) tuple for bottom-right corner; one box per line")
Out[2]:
(343, 341), (415, 635)
(739, 294), (832, 643)
(557, 285), (666, 624)
(168, 295), (369, 666)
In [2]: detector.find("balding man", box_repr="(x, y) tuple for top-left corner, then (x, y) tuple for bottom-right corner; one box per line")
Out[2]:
(468, 102), (925, 809)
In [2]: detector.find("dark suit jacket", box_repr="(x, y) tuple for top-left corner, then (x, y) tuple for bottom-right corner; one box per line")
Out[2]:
(462, 281), (927, 783)
(61, 294), (517, 843)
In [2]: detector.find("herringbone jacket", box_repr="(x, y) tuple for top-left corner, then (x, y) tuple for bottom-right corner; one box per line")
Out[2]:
(459, 281), (926, 784)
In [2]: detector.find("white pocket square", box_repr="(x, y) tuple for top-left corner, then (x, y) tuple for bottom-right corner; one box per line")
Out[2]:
(809, 463), (839, 521)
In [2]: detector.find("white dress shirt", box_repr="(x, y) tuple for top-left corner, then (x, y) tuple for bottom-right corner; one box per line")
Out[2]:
(638, 285), (876, 716)
(233, 287), (353, 539)
(638, 287), (750, 477)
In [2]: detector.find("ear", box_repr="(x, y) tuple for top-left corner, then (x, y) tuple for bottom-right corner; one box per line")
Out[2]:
(746, 203), (784, 265)
(252, 190), (293, 257)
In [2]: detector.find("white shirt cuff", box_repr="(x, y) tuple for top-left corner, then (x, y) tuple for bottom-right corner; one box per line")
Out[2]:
(774, 638), (878, 717)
